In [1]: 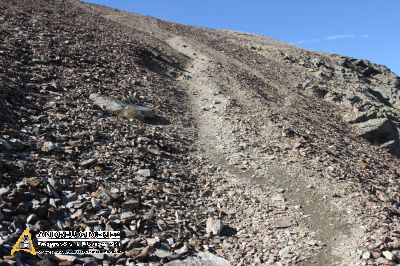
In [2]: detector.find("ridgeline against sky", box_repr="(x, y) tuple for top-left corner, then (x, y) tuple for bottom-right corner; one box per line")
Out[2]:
(85, 0), (400, 75)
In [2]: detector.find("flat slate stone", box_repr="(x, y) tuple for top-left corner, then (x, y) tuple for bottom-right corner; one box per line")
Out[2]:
(89, 93), (155, 119)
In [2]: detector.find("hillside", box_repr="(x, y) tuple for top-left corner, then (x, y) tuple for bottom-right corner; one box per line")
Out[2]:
(1, 0), (399, 265)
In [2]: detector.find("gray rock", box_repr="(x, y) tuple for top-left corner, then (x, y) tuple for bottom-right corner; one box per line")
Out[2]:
(165, 253), (230, 266)
(154, 249), (172, 259)
(183, 257), (202, 266)
(89, 93), (155, 119)
(64, 191), (78, 201)
(137, 169), (156, 178)
(89, 93), (126, 112)
(357, 118), (398, 145)
(41, 141), (55, 152)
(362, 251), (370, 260)
(49, 198), (57, 208)
(0, 187), (10, 197)
(269, 218), (295, 229)
(376, 257), (389, 264)
(222, 240), (234, 249)
(175, 243), (189, 255)
(198, 252), (231, 266)
(276, 188), (286, 193)
(206, 217), (223, 236)
(91, 197), (101, 209)
(278, 246), (291, 257)
(0, 139), (12, 151)
(27, 214), (38, 224)
(120, 212), (134, 220)
(145, 237), (160, 246)
(165, 258), (199, 266)
(382, 250), (394, 261)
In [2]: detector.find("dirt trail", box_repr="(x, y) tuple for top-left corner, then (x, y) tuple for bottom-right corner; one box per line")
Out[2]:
(167, 36), (361, 265)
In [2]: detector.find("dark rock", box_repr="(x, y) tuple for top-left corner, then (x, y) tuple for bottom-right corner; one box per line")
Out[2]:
(8, 139), (26, 151)
(0, 139), (12, 151)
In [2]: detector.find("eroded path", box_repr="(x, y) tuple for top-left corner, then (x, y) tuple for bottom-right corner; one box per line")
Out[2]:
(167, 36), (361, 265)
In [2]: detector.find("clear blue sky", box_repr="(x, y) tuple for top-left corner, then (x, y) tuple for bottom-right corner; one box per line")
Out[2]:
(85, 0), (400, 75)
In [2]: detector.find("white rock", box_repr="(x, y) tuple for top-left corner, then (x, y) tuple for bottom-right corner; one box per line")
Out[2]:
(206, 217), (223, 236)
(362, 251), (370, 260)
(278, 246), (291, 257)
(175, 243), (189, 254)
(41, 141), (55, 152)
(154, 249), (172, 258)
(382, 250), (394, 261)
(0, 187), (10, 197)
(137, 169), (155, 178)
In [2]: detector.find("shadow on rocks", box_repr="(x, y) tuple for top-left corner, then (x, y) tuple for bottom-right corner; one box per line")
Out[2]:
(220, 225), (238, 237)
(143, 115), (171, 126)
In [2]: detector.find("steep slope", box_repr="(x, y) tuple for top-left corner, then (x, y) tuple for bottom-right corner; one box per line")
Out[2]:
(1, 1), (399, 265)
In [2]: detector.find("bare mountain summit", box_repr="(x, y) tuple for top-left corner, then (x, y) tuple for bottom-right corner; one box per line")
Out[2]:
(1, 1), (399, 265)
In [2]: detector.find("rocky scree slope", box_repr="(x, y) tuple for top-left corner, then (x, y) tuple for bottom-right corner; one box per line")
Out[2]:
(88, 4), (400, 264)
(1, 0), (400, 265)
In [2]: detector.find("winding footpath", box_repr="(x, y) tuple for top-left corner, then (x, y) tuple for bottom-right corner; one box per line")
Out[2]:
(167, 36), (362, 265)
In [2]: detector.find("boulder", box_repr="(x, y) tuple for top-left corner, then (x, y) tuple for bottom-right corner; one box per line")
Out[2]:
(357, 118), (399, 144)
(89, 93), (155, 119)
